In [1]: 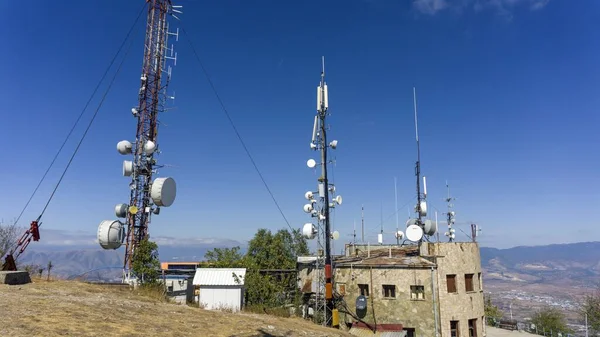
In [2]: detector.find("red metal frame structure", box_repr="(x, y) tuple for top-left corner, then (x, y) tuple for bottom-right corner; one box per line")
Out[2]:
(1, 221), (41, 271)
(123, 0), (177, 280)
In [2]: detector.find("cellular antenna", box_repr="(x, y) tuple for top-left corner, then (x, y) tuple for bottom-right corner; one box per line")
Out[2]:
(302, 56), (340, 327)
(444, 181), (456, 242)
(98, 0), (182, 284)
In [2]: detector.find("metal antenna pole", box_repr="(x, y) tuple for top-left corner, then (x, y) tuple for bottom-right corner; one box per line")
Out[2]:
(318, 56), (334, 327)
(446, 181), (455, 242)
(413, 87), (422, 224)
(303, 56), (341, 327)
(361, 205), (365, 243)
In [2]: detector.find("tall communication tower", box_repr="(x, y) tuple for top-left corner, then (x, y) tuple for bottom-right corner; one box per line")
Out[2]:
(302, 57), (342, 327)
(97, 0), (182, 284)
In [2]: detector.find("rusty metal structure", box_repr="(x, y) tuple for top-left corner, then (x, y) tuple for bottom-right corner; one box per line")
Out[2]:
(1, 221), (40, 271)
(122, 0), (180, 281)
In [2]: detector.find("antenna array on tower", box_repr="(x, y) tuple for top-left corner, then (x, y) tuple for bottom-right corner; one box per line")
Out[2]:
(97, 0), (182, 284)
(302, 57), (341, 327)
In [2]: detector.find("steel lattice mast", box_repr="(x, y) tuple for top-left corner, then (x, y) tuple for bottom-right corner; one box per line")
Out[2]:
(97, 0), (182, 284)
(302, 57), (342, 327)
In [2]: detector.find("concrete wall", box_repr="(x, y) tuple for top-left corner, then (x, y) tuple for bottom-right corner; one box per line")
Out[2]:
(335, 266), (436, 336)
(426, 242), (485, 337)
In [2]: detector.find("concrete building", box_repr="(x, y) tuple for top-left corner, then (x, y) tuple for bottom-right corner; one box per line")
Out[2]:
(298, 242), (485, 337)
(193, 268), (246, 312)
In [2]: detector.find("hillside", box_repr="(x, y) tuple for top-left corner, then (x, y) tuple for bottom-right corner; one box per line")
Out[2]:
(0, 279), (350, 337)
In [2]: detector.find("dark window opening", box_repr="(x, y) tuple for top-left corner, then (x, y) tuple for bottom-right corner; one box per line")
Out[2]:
(382, 284), (396, 298)
(451, 320), (460, 337)
(468, 318), (478, 337)
(465, 274), (474, 292)
(410, 285), (425, 300)
(447, 274), (457, 293)
(358, 283), (369, 297)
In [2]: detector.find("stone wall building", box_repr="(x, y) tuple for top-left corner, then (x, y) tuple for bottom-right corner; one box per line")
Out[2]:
(297, 241), (485, 337)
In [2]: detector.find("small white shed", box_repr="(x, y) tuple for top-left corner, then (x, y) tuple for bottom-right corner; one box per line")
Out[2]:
(193, 268), (246, 312)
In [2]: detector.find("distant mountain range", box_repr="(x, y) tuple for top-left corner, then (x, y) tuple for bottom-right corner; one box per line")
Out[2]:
(16, 241), (600, 288)
(480, 241), (600, 288)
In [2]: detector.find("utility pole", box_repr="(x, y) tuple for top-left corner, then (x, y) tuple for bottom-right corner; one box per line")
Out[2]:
(302, 57), (341, 327)
(361, 205), (365, 243)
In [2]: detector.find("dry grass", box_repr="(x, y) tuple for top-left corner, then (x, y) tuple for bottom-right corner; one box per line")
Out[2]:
(0, 279), (351, 337)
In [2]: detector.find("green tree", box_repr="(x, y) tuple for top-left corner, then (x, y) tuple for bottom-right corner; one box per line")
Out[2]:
(0, 219), (19, 259)
(581, 285), (600, 336)
(484, 294), (503, 326)
(530, 306), (571, 335)
(203, 228), (309, 308)
(204, 246), (244, 268)
(132, 238), (160, 285)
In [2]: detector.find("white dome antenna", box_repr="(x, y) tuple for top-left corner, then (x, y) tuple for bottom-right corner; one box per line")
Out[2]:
(307, 159), (317, 169)
(117, 140), (133, 155)
(302, 223), (317, 240)
(97, 220), (125, 250)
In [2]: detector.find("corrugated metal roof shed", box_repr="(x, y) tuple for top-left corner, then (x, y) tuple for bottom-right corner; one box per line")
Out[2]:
(193, 268), (246, 286)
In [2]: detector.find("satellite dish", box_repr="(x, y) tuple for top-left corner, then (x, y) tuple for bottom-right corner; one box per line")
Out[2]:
(305, 191), (314, 200)
(302, 223), (316, 240)
(395, 230), (404, 240)
(423, 219), (437, 236)
(115, 203), (128, 218)
(356, 295), (367, 311)
(123, 160), (134, 177)
(307, 159), (317, 169)
(97, 220), (125, 250)
(151, 177), (176, 207)
(334, 195), (343, 205)
(329, 140), (338, 149)
(310, 143), (317, 150)
(406, 224), (424, 242)
(117, 140), (132, 155)
(406, 218), (418, 228)
(331, 230), (340, 240)
(419, 200), (428, 217)
(303, 204), (313, 213)
(144, 140), (156, 155)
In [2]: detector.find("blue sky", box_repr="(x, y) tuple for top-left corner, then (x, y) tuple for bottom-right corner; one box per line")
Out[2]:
(0, 0), (599, 250)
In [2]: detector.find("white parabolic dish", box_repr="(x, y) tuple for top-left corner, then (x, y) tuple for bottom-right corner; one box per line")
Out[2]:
(302, 223), (315, 240)
(115, 203), (128, 218)
(406, 224), (424, 242)
(151, 177), (176, 207)
(97, 220), (125, 250)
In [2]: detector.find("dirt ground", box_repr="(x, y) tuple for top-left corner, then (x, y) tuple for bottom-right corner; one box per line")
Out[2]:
(0, 279), (351, 337)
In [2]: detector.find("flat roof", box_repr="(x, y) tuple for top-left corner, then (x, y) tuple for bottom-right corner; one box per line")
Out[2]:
(335, 245), (435, 268)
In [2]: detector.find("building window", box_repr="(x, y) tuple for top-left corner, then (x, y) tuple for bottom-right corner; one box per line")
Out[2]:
(469, 318), (478, 337)
(451, 320), (460, 337)
(478, 272), (482, 290)
(358, 284), (369, 297)
(410, 285), (425, 300)
(447, 274), (457, 293)
(382, 284), (396, 298)
(465, 274), (474, 292)
(337, 283), (346, 296)
(404, 328), (415, 337)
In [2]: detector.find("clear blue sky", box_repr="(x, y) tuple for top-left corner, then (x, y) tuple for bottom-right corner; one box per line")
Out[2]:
(0, 0), (598, 249)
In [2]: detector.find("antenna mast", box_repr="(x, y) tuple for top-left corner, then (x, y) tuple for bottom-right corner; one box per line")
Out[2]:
(413, 88), (428, 235)
(98, 0), (182, 284)
(445, 181), (456, 242)
(302, 56), (341, 327)
(361, 205), (365, 243)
